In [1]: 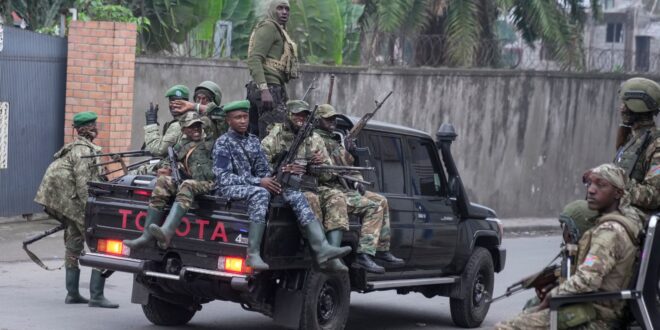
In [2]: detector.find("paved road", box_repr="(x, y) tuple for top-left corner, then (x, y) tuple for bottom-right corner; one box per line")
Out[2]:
(0, 220), (561, 330)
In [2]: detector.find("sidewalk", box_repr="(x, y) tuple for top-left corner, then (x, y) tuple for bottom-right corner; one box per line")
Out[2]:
(499, 217), (560, 236)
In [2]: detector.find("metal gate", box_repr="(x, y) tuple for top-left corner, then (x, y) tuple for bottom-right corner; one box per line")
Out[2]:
(0, 25), (67, 217)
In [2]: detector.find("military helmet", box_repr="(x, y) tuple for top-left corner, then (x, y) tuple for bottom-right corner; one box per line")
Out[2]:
(558, 200), (598, 243)
(195, 81), (222, 105)
(618, 77), (660, 113)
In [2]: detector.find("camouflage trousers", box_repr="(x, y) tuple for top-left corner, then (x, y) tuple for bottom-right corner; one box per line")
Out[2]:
(150, 176), (214, 210)
(494, 308), (616, 330)
(345, 190), (388, 255)
(304, 186), (349, 232)
(46, 207), (84, 269)
(219, 185), (270, 224)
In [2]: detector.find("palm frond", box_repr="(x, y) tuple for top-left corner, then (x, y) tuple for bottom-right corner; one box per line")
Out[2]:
(444, 0), (481, 66)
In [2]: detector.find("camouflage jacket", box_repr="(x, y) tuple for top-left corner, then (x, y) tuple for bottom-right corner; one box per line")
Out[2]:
(552, 211), (642, 321)
(144, 118), (183, 157)
(34, 136), (103, 223)
(213, 129), (271, 187)
(315, 129), (364, 189)
(260, 123), (332, 182)
(172, 137), (215, 182)
(614, 124), (660, 212)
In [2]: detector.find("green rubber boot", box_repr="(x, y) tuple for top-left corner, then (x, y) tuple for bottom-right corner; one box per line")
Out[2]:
(319, 230), (348, 272)
(65, 267), (89, 304)
(88, 269), (119, 308)
(148, 202), (187, 249)
(123, 208), (165, 250)
(246, 222), (270, 271)
(303, 220), (352, 265)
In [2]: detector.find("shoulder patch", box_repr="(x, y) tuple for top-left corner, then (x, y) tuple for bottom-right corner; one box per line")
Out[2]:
(583, 254), (599, 267)
(647, 165), (660, 177)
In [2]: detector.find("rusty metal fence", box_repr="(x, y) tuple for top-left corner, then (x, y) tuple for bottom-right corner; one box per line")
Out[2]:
(0, 25), (67, 217)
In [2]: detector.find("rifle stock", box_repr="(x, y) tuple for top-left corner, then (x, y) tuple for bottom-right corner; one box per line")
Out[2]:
(489, 262), (560, 303)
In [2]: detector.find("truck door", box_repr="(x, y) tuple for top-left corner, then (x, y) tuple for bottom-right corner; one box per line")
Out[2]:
(359, 133), (415, 264)
(406, 137), (457, 269)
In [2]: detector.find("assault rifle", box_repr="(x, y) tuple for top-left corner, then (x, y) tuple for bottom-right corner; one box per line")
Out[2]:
(310, 165), (375, 186)
(274, 105), (319, 190)
(83, 150), (158, 177)
(345, 91), (393, 144)
(489, 253), (561, 304)
(301, 77), (318, 103)
(167, 146), (182, 185)
(23, 222), (67, 271)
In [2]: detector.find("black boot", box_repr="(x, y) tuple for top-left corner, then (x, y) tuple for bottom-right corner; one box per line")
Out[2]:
(375, 251), (405, 267)
(65, 267), (89, 304)
(319, 230), (348, 272)
(123, 208), (164, 250)
(246, 222), (269, 271)
(88, 269), (119, 308)
(302, 220), (351, 265)
(352, 253), (385, 274)
(148, 202), (187, 249)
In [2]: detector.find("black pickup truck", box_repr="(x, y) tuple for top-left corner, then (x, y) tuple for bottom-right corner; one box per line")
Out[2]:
(80, 117), (505, 330)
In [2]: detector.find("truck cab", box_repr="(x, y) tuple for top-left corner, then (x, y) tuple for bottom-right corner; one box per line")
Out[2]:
(80, 117), (505, 329)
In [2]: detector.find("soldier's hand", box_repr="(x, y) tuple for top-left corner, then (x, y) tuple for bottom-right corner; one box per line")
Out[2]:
(170, 100), (195, 116)
(261, 89), (273, 111)
(260, 177), (282, 194)
(354, 182), (366, 195)
(157, 167), (172, 177)
(344, 138), (357, 153)
(145, 102), (159, 125)
(310, 150), (324, 165)
(282, 163), (306, 175)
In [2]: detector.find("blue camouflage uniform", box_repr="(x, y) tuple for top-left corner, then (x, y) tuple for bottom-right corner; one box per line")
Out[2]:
(213, 129), (315, 226)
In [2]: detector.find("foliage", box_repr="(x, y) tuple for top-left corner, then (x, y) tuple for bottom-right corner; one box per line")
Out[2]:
(288, 0), (344, 64)
(219, 0), (256, 59)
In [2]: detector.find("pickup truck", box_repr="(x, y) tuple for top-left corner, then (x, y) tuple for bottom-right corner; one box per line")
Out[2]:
(80, 117), (506, 330)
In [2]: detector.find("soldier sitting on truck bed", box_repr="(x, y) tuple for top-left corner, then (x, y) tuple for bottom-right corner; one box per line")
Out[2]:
(314, 104), (404, 274)
(144, 85), (191, 157)
(261, 100), (351, 272)
(213, 100), (351, 271)
(123, 111), (215, 250)
(169, 81), (228, 142)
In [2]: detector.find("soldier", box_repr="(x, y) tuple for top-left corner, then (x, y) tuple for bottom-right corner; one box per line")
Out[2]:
(144, 84), (190, 157)
(246, 0), (299, 138)
(171, 81), (227, 141)
(613, 77), (660, 215)
(124, 111), (215, 250)
(495, 164), (644, 329)
(213, 100), (350, 270)
(261, 100), (351, 272)
(34, 111), (118, 308)
(314, 104), (404, 274)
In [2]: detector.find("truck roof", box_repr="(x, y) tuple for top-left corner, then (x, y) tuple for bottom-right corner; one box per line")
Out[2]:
(343, 115), (432, 139)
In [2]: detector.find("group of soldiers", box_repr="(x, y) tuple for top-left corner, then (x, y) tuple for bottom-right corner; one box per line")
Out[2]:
(496, 77), (660, 329)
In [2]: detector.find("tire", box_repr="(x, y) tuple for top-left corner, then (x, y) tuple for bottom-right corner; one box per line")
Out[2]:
(450, 247), (494, 328)
(299, 270), (351, 330)
(141, 294), (196, 326)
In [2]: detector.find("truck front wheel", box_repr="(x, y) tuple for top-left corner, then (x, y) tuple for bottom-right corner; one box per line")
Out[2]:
(450, 247), (494, 328)
(299, 270), (351, 330)
(142, 294), (196, 326)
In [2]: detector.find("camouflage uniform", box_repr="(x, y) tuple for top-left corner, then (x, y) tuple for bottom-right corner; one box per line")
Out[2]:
(316, 128), (390, 255)
(213, 129), (314, 226)
(150, 137), (215, 210)
(144, 119), (183, 158)
(496, 165), (643, 330)
(194, 81), (228, 142)
(261, 122), (348, 230)
(34, 136), (102, 268)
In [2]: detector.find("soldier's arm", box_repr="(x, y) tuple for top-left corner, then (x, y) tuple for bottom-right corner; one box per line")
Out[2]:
(552, 223), (625, 295)
(247, 23), (278, 86)
(338, 145), (364, 181)
(144, 122), (181, 157)
(252, 139), (273, 178)
(305, 134), (334, 182)
(260, 135), (277, 171)
(70, 146), (97, 203)
(629, 143), (660, 209)
(213, 138), (260, 186)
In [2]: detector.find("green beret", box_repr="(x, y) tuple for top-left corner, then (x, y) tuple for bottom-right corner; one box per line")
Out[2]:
(223, 100), (250, 114)
(316, 104), (338, 118)
(179, 111), (203, 128)
(287, 100), (310, 114)
(73, 111), (98, 127)
(165, 84), (190, 99)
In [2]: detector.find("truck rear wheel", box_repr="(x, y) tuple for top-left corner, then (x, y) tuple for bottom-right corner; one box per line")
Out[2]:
(142, 294), (196, 326)
(299, 270), (350, 330)
(450, 247), (493, 328)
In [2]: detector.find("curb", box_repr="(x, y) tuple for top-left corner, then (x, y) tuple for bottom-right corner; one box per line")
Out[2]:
(0, 213), (51, 225)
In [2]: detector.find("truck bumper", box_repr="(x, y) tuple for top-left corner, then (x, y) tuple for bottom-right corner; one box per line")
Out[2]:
(495, 247), (506, 272)
(79, 252), (248, 289)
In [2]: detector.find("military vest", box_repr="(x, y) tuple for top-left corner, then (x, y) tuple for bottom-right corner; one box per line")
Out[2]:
(248, 19), (299, 82)
(175, 139), (214, 182)
(614, 127), (659, 182)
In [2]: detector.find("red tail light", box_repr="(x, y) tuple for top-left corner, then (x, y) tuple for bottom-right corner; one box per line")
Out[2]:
(134, 189), (152, 197)
(218, 256), (253, 274)
(97, 239), (127, 256)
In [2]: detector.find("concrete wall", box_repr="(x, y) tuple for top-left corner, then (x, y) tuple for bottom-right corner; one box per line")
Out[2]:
(133, 56), (660, 217)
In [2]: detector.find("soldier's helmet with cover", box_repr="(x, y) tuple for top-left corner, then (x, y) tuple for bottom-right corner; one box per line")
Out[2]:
(558, 200), (598, 244)
(618, 77), (660, 113)
(195, 81), (222, 105)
